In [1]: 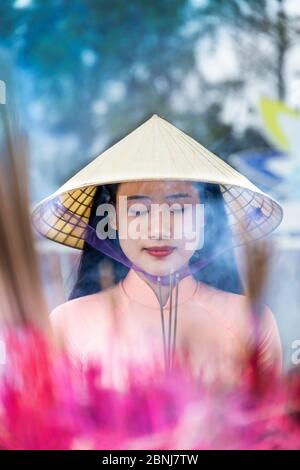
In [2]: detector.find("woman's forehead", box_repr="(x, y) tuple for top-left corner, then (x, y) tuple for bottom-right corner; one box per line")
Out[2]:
(116, 180), (199, 198)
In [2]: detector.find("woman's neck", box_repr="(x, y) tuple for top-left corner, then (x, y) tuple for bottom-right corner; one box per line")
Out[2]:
(134, 269), (185, 308)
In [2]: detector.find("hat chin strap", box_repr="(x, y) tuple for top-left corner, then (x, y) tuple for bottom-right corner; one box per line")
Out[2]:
(157, 272), (180, 373)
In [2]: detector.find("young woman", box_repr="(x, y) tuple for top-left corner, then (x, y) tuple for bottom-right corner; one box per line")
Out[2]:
(33, 114), (283, 390)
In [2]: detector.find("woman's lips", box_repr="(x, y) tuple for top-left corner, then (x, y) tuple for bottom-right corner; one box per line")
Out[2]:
(144, 246), (176, 258)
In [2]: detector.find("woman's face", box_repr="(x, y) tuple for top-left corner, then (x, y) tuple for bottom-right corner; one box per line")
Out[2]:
(111, 180), (202, 276)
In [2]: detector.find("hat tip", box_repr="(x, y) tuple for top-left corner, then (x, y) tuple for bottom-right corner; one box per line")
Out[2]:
(152, 113), (159, 119)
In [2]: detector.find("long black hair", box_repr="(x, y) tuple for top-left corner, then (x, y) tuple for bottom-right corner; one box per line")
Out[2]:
(69, 182), (244, 299)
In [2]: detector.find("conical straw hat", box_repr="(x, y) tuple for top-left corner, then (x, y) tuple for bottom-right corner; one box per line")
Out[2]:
(32, 114), (283, 249)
